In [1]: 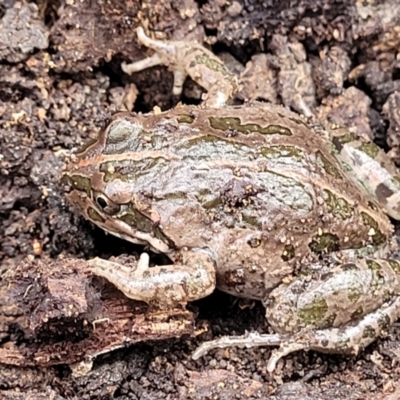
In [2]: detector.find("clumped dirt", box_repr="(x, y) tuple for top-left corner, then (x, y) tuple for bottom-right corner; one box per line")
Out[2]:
(1, 0), (400, 399)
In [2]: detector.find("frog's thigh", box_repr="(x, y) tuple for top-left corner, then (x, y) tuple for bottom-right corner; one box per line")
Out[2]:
(268, 295), (400, 372)
(89, 249), (216, 308)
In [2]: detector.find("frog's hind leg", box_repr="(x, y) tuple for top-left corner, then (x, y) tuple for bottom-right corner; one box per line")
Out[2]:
(269, 295), (400, 372)
(88, 249), (216, 309)
(193, 258), (400, 372)
(192, 296), (400, 373)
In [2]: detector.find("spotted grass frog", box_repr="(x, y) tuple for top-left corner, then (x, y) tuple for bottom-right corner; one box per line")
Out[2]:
(63, 27), (400, 372)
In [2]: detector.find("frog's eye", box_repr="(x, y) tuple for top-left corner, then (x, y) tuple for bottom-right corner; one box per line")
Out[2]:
(93, 192), (121, 215)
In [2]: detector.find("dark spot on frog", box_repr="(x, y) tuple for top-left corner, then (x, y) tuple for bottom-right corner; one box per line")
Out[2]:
(288, 116), (309, 127)
(247, 237), (261, 248)
(349, 151), (363, 167)
(350, 307), (364, 321)
(281, 244), (295, 261)
(298, 297), (329, 326)
(221, 178), (259, 208)
(142, 270), (152, 279)
(194, 55), (230, 75)
(322, 313), (336, 330)
(331, 136), (343, 152)
(331, 132), (357, 152)
(73, 138), (98, 157)
(316, 151), (342, 179)
(382, 288), (393, 303)
(323, 189), (353, 219)
(377, 314), (391, 330)
(223, 268), (246, 286)
(375, 182), (394, 204)
(321, 338), (329, 348)
(340, 263), (359, 271)
(101, 158), (170, 183)
(119, 208), (175, 248)
(320, 271), (334, 281)
(362, 325), (377, 339)
(309, 232), (340, 254)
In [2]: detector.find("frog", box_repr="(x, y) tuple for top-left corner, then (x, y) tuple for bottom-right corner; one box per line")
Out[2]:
(63, 26), (400, 373)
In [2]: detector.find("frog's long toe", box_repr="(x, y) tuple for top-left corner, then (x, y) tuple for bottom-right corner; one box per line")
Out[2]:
(191, 331), (311, 372)
(121, 53), (163, 75)
(192, 332), (284, 361)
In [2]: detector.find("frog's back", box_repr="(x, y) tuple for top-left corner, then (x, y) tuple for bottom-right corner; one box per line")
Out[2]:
(97, 104), (393, 298)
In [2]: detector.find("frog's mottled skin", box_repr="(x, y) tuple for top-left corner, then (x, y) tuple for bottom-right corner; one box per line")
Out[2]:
(63, 27), (400, 372)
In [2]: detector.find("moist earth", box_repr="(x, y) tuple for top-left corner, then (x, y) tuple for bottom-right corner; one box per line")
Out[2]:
(1, 0), (400, 399)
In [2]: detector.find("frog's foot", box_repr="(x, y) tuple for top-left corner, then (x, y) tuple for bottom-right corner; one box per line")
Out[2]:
(191, 331), (305, 373)
(121, 27), (187, 96)
(121, 27), (239, 107)
(193, 296), (400, 372)
(121, 53), (164, 76)
(88, 249), (216, 309)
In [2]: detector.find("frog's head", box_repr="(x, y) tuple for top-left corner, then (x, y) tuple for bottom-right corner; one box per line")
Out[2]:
(62, 113), (174, 254)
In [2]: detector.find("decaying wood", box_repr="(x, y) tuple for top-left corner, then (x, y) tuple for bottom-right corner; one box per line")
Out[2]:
(0, 255), (195, 368)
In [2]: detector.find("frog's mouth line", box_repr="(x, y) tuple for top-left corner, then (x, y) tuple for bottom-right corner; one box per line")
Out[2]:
(101, 215), (172, 255)
(68, 190), (173, 254)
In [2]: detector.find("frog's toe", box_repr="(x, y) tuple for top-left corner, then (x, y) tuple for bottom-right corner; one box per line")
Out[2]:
(267, 341), (309, 373)
(121, 53), (162, 75)
(192, 332), (282, 362)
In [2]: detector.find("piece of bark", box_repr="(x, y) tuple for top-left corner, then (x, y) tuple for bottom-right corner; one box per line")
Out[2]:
(0, 255), (195, 368)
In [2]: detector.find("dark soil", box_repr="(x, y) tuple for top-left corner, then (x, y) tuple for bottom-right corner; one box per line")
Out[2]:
(1, 0), (400, 399)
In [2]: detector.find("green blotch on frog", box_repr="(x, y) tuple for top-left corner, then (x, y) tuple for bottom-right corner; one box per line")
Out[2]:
(177, 114), (195, 124)
(298, 297), (330, 326)
(309, 232), (340, 253)
(87, 207), (105, 223)
(316, 151), (342, 179)
(323, 189), (353, 219)
(209, 116), (292, 136)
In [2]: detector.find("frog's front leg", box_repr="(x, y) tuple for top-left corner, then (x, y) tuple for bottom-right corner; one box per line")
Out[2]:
(88, 249), (216, 309)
